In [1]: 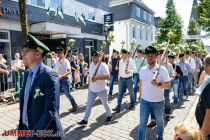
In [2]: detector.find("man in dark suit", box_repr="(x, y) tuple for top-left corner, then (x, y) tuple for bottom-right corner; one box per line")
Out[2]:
(18, 34), (64, 140)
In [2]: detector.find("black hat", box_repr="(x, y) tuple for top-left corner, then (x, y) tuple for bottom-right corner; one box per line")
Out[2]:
(168, 53), (175, 58)
(91, 50), (99, 57)
(113, 49), (119, 54)
(23, 34), (50, 55)
(192, 51), (196, 54)
(185, 51), (190, 54)
(121, 49), (128, 54)
(55, 46), (65, 52)
(137, 49), (143, 53)
(158, 49), (164, 54)
(179, 53), (184, 57)
(145, 46), (158, 54)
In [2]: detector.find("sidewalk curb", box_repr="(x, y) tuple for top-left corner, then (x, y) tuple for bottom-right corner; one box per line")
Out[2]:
(183, 95), (199, 129)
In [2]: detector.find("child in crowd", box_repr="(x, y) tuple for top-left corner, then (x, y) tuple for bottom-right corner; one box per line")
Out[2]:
(174, 123), (201, 140)
(74, 65), (81, 89)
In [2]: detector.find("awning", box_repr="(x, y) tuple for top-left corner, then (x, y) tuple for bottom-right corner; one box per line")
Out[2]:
(30, 22), (81, 35)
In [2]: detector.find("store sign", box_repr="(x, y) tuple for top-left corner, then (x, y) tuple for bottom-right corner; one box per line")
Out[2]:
(0, 6), (20, 16)
(104, 13), (114, 31)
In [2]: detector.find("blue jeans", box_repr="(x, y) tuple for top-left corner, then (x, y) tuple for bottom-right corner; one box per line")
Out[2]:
(138, 99), (165, 140)
(164, 89), (171, 115)
(71, 72), (75, 89)
(80, 75), (84, 87)
(178, 76), (188, 96)
(133, 73), (140, 101)
(117, 77), (135, 109)
(60, 78), (77, 108)
(109, 74), (118, 96)
(171, 79), (179, 104)
(188, 73), (193, 92)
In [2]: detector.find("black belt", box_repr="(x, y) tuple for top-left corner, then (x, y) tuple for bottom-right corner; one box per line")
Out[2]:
(120, 76), (132, 80)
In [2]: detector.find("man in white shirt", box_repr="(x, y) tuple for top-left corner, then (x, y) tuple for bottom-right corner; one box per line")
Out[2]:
(54, 46), (78, 112)
(138, 46), (170, 140)
(77, 50), (112, 126)
(185, 51), (196, 92)
(112, 49), (136, 113)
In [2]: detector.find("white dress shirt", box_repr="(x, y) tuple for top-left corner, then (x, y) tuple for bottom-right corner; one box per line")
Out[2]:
(119, 58), (136, 78)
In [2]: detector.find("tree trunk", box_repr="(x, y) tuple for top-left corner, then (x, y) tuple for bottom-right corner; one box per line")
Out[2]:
(18, 0), (28, 45)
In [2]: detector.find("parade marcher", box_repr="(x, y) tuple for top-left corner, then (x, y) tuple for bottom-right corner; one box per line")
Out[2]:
(147, 49), (173, 128)
(195, 54), (210, 139)
(138, 46), (170, 140)
(0, 62), (9, 102)
(54, 46), (78, 112)
(185, 51), (196, 93)
(77, 50), (112, 126)
(168, 53), (183, 104)
(178, 53), (192, 97)
(133, 49), (147, 102)
(18, 34), (64, 140)
(191, 51), (202, 89)
(11, 52), (25, 98)
(108, 49), (120, 98)
(112, 49), (136, 113)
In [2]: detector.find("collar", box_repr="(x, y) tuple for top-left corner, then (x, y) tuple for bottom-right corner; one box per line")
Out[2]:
(30, 62), (42, 75)
(146, 63), (158, 71)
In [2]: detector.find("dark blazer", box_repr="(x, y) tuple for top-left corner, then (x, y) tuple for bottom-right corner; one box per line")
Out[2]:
(18, 63), (64, 140)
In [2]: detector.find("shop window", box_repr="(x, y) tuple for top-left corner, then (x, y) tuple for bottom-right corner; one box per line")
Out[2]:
(139, 28), (142, 39)
(0, 32), (9, 40)
(51, 0), (62, 10)
(30, 0), (45, 7)
(88, 10), (96, 21)
(136, 7), (140, 18)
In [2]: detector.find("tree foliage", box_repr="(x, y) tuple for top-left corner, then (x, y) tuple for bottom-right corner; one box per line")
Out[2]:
(196, 0), (210, 32)
(158, 0), (183, 44)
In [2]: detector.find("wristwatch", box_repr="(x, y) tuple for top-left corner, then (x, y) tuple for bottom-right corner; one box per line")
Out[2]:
(158, 82), (162, 87)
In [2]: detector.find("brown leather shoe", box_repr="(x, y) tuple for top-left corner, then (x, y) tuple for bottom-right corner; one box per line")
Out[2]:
(70, 107), (77, 112)
(147, 121), (156, 128)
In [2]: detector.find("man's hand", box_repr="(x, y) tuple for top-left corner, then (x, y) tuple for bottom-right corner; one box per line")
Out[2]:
(59, 75), (64, 80)
(125, 69), (130, 74)
(115, 66), (119, 70)
(92, 76), (98, 82)
(151, 78), (159, 86)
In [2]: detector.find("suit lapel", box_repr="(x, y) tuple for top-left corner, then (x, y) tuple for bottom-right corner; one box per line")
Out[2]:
(30, 63), (45, 93)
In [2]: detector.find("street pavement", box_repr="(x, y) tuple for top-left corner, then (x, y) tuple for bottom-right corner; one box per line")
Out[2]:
(0, 85), (199, 140)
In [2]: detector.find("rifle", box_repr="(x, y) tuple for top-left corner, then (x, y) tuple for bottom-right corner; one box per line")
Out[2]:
(92, 60), (102, 82)
(57, 47), (71, 76)
(153, 40), (170, 79)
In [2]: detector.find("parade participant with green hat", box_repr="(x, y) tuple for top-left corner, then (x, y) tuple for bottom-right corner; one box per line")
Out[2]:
(18, 34), (64, 140)
(133, 48), (147, 102)
(112, 48), (136, 113)
(109, 49), (120, 97)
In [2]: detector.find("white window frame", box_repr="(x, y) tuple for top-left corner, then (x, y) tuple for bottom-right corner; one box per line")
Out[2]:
(28, 0), (46, 8)
(133, 26), (136, 38)
(139, 28), (142, 39)
(136, 7), (140, 18)
(143, 10), (147, 20)
(146, 30), (148, 40)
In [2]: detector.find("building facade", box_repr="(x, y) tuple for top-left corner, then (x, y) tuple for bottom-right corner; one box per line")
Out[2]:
(109, 0), (155, 54)
(0, 0), (110, 64)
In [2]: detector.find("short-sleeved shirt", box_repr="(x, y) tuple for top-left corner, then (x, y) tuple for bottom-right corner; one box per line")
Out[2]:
(163, 62), (174, 78)
(195, 83), (210, 128)
(54, 58), (71, 76)
(134, 58), (147, 73)
(139, 64), (170, 102)
(89, 62), (109, 92)
(119, 58), (136, 78)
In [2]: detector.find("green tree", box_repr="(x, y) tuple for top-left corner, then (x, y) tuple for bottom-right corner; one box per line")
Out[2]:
(19, 0), (28, 44)
(196, 0), (210, 32)
(158, 0), (183, 44)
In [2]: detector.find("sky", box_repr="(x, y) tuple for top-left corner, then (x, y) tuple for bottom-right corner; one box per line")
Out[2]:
(142, 0), (194, 35)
